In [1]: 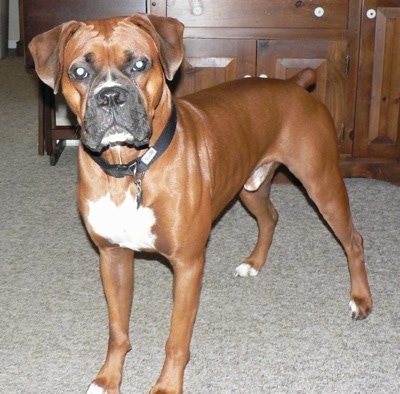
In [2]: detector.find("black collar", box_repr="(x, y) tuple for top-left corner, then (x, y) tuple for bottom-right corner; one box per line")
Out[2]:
(87, 101), (177, 178)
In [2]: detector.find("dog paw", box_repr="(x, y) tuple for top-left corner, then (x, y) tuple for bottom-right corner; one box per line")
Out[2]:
(349, 297), (372, 320)
(87, 383), (108, 394)
(349, 299), (372, 320)
(349, 300), (360, 319)
(234, 263), (259, 277)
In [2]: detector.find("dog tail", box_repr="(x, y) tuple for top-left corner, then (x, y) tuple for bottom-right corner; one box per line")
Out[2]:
(289, 68), (317, 90)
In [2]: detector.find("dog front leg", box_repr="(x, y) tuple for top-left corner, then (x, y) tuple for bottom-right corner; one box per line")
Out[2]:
(150, 254), (205, 394)
(87, 247), (134, 394)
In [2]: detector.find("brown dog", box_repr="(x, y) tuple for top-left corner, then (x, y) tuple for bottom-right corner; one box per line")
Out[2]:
(29, 13), (372, 394)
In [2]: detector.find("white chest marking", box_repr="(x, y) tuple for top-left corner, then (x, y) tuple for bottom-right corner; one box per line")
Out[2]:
(87, 191), (156, 251)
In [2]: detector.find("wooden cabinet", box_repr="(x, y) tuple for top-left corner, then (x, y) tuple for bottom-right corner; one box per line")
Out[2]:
(150, 0), (400, 183)
(354, 0), (400, 163)
(22, 0), (400, 181)
(155, 0), (358, 157)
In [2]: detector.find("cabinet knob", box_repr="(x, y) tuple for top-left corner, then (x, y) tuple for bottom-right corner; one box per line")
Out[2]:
(191, 0), (203, 16)
(366, 9), (377, 19)
(314, 7), (325, 18)
(244, 74), (269, 78)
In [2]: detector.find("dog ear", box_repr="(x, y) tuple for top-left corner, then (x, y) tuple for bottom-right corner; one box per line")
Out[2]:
(127, 13), (184, 81)
(28, 21), (83, 94)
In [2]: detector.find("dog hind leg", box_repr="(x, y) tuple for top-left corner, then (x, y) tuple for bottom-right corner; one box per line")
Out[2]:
(236, 163), (280, 277)
(291, 165), (372, 319)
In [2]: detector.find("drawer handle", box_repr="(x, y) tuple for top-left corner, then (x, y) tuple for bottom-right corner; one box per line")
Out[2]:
(314, 7), (325, 17)
(191, 0), (203, 16)
(366, 9), (377, 19)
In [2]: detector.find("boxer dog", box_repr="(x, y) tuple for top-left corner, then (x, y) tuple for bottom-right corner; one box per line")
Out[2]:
(29, 13), (372, 394)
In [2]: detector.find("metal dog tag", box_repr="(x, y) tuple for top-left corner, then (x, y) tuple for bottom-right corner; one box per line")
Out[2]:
(141, 147), (157, 166)
(135, 179), (143, 208)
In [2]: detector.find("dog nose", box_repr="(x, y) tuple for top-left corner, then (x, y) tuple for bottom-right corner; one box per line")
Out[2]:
(97, 87), (127, 108)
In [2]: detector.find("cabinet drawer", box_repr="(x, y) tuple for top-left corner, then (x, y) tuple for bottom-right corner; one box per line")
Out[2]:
(167, 0), (349, 30)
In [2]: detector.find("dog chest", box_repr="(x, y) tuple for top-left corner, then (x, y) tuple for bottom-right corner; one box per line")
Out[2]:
(87, 191), (156, 251)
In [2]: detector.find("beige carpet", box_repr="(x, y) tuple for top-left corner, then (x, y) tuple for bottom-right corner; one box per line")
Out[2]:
(0, 54), (399, 393)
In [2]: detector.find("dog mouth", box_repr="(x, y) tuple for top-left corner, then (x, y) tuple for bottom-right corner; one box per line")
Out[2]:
(82, 122), (150, 153)
(100, 124), (149, 147)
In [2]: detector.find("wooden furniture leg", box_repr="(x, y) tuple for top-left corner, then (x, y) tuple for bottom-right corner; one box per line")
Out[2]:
(38, 80), (79, 165)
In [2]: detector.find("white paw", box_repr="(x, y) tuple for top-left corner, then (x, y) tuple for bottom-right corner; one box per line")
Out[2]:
(349, 300), (360, 319)
(235, 263), (259, 277)
(87, 383), (107, 394)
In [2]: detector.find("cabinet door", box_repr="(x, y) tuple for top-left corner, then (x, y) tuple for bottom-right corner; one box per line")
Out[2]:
(354, 2), (400, 159)
(171, 39), (256, 97)
(257, 40), (352, 155)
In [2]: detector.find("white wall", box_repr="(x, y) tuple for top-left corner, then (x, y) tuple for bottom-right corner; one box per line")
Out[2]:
(9, 0), (19, 48)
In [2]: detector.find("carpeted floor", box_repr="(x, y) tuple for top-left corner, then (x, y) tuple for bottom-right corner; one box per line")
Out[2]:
(0, 54), (399, 393)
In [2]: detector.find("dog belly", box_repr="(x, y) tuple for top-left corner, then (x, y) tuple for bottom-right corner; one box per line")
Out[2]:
(87, 190), (156, 251)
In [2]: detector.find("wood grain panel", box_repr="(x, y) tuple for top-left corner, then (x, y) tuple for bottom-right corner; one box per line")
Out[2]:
(167, 0), (349, 30)
(354, 4), (400, 159)
(171, 39), (256, 97)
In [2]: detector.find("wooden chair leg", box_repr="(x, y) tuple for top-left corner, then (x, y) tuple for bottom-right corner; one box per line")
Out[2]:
(38, 80), (45, 155)
(43, 82), (66, 165)
(38, 80), (79, 165)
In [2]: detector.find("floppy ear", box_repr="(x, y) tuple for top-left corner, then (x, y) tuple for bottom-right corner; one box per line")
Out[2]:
(28, 21), (83, 94)
(127, 13), (184, 81)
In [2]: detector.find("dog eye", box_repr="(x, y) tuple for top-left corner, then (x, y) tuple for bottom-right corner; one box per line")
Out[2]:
(132, 59), (147, 72)
(72, 66), (89, 80)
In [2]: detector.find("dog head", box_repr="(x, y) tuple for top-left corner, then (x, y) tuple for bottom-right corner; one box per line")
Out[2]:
(29, 13), (184, 152)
